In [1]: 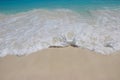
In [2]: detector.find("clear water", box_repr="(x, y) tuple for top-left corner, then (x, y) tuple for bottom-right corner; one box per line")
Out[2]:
(0, 0), (120, 14)
(0, 0), (120, 57)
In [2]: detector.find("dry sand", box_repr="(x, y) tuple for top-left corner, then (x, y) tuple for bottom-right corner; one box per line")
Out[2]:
(0, 47), (120, 80)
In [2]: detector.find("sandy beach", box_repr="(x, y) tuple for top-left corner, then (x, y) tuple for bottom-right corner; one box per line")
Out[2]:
(0, 47), (120, 80)
(0, 0), (120, 80)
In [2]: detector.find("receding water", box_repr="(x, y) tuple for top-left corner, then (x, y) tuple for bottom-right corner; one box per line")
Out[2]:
(0, 0), (120, 57)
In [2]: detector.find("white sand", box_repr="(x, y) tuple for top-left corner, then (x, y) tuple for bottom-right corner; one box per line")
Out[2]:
(0, 47), (120, 80)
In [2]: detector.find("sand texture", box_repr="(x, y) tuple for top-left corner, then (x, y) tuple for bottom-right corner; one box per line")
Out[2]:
(0, 47), (120, 80)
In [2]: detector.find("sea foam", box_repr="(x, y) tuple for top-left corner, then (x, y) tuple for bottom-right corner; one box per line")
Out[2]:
(0, 8), (120, 57)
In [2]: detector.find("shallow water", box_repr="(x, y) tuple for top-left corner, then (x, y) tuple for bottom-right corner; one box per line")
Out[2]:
(0, 0), (120, 14)
(0, 0), (120, 57)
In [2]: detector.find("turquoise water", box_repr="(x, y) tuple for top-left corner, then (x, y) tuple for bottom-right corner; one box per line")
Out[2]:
(1, 0), (120, 57)
(0, 0), (120, 14)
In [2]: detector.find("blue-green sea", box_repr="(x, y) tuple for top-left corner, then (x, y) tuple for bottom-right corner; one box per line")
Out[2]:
(0, 0), (120, 57)
(0, 0), (120, 14)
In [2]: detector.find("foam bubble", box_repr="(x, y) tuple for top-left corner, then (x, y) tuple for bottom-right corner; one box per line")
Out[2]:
(0, 8), (120, 57)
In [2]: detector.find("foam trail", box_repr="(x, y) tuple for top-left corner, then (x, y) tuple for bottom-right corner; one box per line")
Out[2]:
(0, 9), (120, 57)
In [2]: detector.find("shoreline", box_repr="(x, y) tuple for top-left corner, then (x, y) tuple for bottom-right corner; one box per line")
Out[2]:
(0, 8), (120, 56)
(0, 47), (120, 80)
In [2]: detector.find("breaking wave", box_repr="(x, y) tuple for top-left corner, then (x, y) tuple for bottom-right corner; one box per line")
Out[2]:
(0, 8), (120, 57)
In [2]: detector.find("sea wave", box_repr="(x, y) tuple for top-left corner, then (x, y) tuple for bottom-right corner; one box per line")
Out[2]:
(0, 8), (120, 57)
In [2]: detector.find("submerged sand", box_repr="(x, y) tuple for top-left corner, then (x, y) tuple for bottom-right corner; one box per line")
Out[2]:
(0, 47), (120, 80)
(1, 9), (120, 57)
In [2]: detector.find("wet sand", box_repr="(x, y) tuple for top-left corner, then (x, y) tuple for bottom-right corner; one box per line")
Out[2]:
(0, 47), (120, 80)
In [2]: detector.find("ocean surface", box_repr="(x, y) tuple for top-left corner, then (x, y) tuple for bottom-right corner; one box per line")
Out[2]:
(0, 0), (120, 57)
(0, 0), (120, 14)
